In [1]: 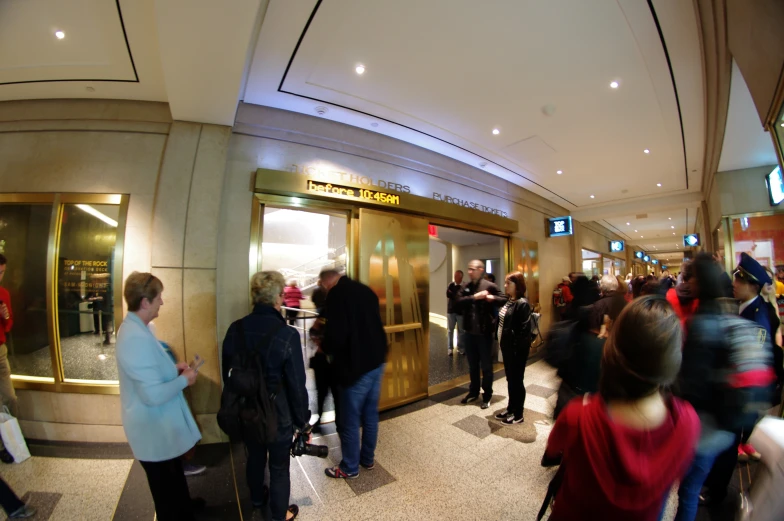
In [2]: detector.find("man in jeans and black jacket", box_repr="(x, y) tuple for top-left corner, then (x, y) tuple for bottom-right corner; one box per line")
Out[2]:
(446, 270), (465, 356)
(221, 271), (309, 521)
(455, 260), (504, 410)
(319, 269), (388, 480)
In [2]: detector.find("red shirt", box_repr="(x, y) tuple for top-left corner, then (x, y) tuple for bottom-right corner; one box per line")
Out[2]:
(0, 286), (12, 345)
(545, 394), (699, 521)
(283, 285), (303, 308)
(665, 288), (698, 332)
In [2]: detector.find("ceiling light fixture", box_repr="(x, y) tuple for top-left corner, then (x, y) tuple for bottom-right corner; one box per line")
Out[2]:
(492, 128), (500, 135)
(556, 170), (563, 175)
(590, 195), (595, 199)
(644, 149), (650, 154)
(610, 81), (619, 89)
(657, 183), (662, 187)
(635, 229), (638, 232)
(75, 204), (117, 227)
(355, 64), (365, 75)
(671, 225), (675, 229)
(640, 236), (644, 238)
(668, 217), (672, 220)
(626, 222), (630, 225)
(55, 30), (65, 39)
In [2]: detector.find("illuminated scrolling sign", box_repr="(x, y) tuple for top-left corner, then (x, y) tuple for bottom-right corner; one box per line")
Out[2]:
(307, 180), (401, 205)
(547, 216), (573, 237)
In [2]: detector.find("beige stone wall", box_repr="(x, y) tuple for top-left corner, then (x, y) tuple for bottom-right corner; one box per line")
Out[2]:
(0, 100), (228, 443)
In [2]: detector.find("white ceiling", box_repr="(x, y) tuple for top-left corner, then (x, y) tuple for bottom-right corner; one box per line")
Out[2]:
(0, 0), (265, 125)
(433, 226), (501, 247)
(717, 60), (779, 173)
(604, 207), (698, 254)
(244, 0), (706, 244)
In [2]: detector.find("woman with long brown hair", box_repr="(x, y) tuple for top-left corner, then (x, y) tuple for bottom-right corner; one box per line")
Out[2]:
(543, 295), (699, 520)
(490, 271), (533, 424)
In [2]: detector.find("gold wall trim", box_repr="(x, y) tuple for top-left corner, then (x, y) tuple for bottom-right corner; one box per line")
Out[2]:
(254, 168), (518, 234)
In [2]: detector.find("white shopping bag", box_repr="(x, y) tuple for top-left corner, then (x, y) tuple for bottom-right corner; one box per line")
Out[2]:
(0, 407), (30, 463)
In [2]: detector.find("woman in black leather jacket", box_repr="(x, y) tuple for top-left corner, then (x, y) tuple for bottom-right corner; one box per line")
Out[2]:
(492, 271), (533, 424)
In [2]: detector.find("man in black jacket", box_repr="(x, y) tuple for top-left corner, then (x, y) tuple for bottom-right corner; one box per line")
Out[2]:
(455, 260), (503, 409)
(319, 269), (388, 480)
(446, 270), (465, 356)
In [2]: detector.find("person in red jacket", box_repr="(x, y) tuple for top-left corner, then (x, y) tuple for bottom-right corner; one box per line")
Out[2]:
(665, 260), (698, 332)
(282, 280), (303, 326)
(0, 255), (18, 464)
(544, 295), (700, 521)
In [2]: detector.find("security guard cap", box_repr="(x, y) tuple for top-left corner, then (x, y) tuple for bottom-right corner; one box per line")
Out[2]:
(733, 252), (772, 286)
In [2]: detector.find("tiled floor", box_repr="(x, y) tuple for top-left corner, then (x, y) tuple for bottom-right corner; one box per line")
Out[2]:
(3, 359), (750, 520)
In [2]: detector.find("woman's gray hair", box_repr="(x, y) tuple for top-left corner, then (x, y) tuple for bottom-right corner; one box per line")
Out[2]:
(600, 274), (619, 294)
(251, 271), (286, 306)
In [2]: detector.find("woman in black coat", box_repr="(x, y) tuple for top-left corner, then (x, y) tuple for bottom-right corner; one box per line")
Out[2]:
(490, 271), (533, 424)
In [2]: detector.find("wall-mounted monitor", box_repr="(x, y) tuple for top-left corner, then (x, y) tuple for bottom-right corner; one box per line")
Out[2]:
(609, 240), (624, 253)
(548, 216), (573, 237)
(683, 234), (700, 247)
(766, 166), (784, 206)
(661, 265), (668, 270)
(643, 255), (651, 262)
(651, 259), (659, 265)
(634, 251), (644, 259)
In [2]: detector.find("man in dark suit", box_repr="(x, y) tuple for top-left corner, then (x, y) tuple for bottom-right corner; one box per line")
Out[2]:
(319, 269), (388, 480)
(454, 260), (504, 409)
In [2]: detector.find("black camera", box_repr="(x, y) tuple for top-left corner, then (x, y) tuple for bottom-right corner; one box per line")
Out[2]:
(290, 424), (328, 458)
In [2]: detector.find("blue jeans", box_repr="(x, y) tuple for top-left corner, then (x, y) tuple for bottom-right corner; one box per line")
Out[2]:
(447, 313), (464, 352)
(339, 364), (385, 475)
(245, 436), (291, 521)
(674, 450), (721, 521)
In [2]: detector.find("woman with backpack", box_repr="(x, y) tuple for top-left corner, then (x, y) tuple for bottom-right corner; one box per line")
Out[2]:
(490, 271), (533, 424)
(221, 271), (310, 521)
(543, 296), (700, 521)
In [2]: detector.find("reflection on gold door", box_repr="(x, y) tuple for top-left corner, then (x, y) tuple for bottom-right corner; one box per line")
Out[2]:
(358, 209), (429, 410)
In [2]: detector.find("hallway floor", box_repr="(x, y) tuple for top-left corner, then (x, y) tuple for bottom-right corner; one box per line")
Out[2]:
(2, 359), (748, 520)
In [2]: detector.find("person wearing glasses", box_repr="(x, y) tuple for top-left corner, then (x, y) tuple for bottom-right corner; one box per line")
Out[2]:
(116, 272), (201, 521)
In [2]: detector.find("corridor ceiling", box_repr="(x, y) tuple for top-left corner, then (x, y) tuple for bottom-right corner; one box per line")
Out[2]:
(0, 0), (768, 247)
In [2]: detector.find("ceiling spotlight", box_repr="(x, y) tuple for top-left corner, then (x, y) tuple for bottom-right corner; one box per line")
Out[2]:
(355, 64), (365, 75)
(626, 222), (630, 226)
(671, 225), (675, 229)
(590, 195), (595, 199)
(657, 183), (662, 187)
(644, 149), (650, 154)
(492, 128), (500, 135)
(55, 30), (65, 39)
(640, 236), (644, 238)
(673, 232), (675, 235)
(371, 122), (379, 127)
(635, 230), (638, 232)
(610, 81), (619, 89)
(668, 217), (672, 220)
(479, 162), (488, 168)
(556, 170), (563, 175)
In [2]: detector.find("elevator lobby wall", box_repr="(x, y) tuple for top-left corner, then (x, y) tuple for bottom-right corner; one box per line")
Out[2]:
(0, 99), (229, 443)
(221, 104), (574, 341)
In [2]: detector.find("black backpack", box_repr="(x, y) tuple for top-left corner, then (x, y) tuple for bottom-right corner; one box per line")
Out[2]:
(217, 319), (284, 444)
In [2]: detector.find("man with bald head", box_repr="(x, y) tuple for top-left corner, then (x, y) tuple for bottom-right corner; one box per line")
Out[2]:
(453, 260), (504, 409)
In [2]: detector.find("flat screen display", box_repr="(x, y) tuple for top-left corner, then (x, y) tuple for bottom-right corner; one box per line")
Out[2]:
(548, 216), (573, 237)
(683, 234), (700, 247)
(609, 240), (624, 253)
(766, 166), (784, 206)
(651, 259), (659, 265)
(643, 255), (650, 262)
(634, 251), (644, 259)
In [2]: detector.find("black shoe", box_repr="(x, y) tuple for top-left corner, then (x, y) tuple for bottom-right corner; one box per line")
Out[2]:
(502, 414), (524, 425)
(0, 449), (14, 464)
(480, 401), (490, 410)
(494, 410), (512, 420)
(460, 394), (479, 405)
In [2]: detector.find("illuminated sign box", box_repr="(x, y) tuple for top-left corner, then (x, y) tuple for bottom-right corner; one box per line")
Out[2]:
(651, 259), (659, 265)
(634, 251), (645, 259)
(609, 240), (624, 253)
(643, 255), (651, 262)
(548, 216), (573, 237)
(307, 180), (400, 205)
(683, 234), (700, 247)
(767, 166), (783, 206)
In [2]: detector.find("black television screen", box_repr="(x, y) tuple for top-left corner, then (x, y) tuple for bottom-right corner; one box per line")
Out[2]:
(766, 166), (784, 206)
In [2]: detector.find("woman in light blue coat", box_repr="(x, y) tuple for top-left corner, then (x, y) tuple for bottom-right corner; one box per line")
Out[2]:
(116, 272), (200, 521)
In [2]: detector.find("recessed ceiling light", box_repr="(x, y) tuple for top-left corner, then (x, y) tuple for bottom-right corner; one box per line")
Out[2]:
(55, 30), (65, 39)
(610, 81), (619, 89)
(626, 222), (630, 226)
(672, 232), (675, 235)
(355, 64), (365, 75)
(668, 217), (672, 220)
(641, 235), (644, 238)
(479, 162), (487, 168)
(590, 195), (595, 199)
(556, 170), (563, 174)
(657, 183), (662, 187)
(492, 128), (500, 135)
(644, 149), (650, 154)
(671, 225), (675, 229)
(634, 229), (638, 232)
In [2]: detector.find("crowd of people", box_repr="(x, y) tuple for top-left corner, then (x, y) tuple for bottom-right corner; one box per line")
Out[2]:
(545, 252), (783, 520)
(81, 247), (782, 521)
